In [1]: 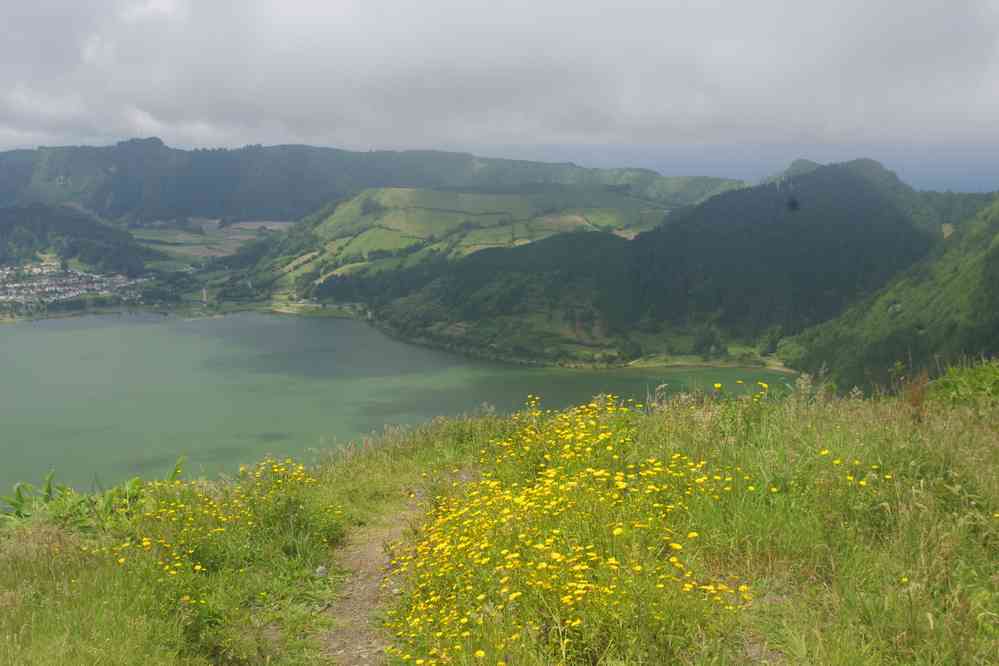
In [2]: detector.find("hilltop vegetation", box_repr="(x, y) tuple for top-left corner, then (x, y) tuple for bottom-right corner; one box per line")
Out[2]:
(215, 184), (670, 302)
(2, 140), (997, 388)
(782, 197), (999, 388)
(0, 204), (160, 275)
(3, 368), (998, 664)
(317, 160), (970, 367)
(0, 138), (743, 306)
(0, 138), (743, 223)
(768, 159), (994, 233)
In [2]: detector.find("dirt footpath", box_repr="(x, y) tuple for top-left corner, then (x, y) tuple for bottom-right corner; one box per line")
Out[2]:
(324, 508), (417, 665)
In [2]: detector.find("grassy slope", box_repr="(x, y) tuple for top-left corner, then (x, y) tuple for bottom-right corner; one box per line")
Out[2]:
(3, 369), (998, 664)
(781, 197), (999, 388)
(0, 417), (511, 665)
(315, 185), (667, 262)
(249, 185), (670, 297)
(132, 221), (295, 268)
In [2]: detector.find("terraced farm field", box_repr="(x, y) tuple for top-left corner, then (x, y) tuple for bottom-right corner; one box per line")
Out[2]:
(282, 185), (669, 284)
(134, 220), (294, 267)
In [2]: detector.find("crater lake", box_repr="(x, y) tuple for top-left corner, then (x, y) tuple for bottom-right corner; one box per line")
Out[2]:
(0, 312), (791, 490)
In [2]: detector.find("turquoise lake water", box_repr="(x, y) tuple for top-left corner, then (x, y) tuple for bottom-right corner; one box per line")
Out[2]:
(0, 313), (790, 490)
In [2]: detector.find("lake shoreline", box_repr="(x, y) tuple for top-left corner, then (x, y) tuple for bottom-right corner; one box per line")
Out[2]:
(2, 299), (795, 374)
(0, 298), (358, 325)
(370, 316), (796, 374)
(1, 312), (791, 491)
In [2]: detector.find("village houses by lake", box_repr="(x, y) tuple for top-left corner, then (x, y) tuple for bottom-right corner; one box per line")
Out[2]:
(0, 262), (147, 309)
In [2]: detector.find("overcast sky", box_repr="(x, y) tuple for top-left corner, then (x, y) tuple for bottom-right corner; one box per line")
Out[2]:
(3, 0), (999, 189)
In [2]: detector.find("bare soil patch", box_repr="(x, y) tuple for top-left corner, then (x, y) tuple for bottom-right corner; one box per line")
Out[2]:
(324, 507), (419, 665)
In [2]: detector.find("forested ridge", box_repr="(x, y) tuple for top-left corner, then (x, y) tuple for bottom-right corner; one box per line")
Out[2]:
(781, 197), (999, 387)
(314, 159), (996, 378)
(2, 142), (997, 389)
(0, 138), (743, 222)
(0, 205), (159, 275)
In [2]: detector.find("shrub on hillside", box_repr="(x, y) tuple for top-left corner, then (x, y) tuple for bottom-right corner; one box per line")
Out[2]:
(929, 359), (999, 405)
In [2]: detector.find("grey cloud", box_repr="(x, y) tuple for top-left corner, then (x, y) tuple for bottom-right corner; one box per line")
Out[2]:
(1, 0), (998, 187)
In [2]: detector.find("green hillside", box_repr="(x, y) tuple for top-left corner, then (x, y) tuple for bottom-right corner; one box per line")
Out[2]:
(318, 160), (949, 365)
(628, 159), (944, 332)
(917, 189), (997, 234)
(5, 144), (995, 388)
(781, 196), (999, 388)
(355, 232), (637, 363)
(0, 139), (744, 223)
(0, 150), (35, 205)
(0, 205), (160, 275)
(764, 158), (822, 183)
(316, 185), (662, 267)
(4, 370), (998, 663)
(212, 184), (672, 302)
(766, 159), (994, 234)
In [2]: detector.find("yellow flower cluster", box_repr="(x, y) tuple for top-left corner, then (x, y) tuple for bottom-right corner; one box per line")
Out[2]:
(81, 457), (320, 606)
(386, 397), (753, 664)
(819, 450), (895, 487)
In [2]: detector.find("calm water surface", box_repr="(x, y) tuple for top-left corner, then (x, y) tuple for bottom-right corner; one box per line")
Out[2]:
(0, 313), (790, 490)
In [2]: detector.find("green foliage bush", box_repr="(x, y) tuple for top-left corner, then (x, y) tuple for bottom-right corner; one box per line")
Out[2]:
(929, 359), (999, 405)
(1, 458), (345, 663)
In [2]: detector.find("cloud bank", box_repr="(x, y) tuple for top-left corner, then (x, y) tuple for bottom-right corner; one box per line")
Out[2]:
(3, 1), (999, 187)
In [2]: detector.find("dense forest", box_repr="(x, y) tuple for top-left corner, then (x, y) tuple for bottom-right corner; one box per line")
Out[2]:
(781, 197), (999, 387)
(314, 159), (993, 373)
(0, 205), (158, 275)
(627, 160), (939, 333)
(0, 138), (743, 222)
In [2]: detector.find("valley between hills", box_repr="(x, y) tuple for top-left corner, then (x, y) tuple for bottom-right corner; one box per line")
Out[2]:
(3, 140), (996, 390)
(2, 139), (999, 665)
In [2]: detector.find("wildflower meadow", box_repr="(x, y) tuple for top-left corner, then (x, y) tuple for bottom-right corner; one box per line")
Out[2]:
(2, 370), (998, 664)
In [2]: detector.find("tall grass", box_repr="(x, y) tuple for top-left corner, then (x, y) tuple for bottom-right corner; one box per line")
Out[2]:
(2, 374), (997, 664)
(0, 413), (510, 665)
(385, 384), (999, 664)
